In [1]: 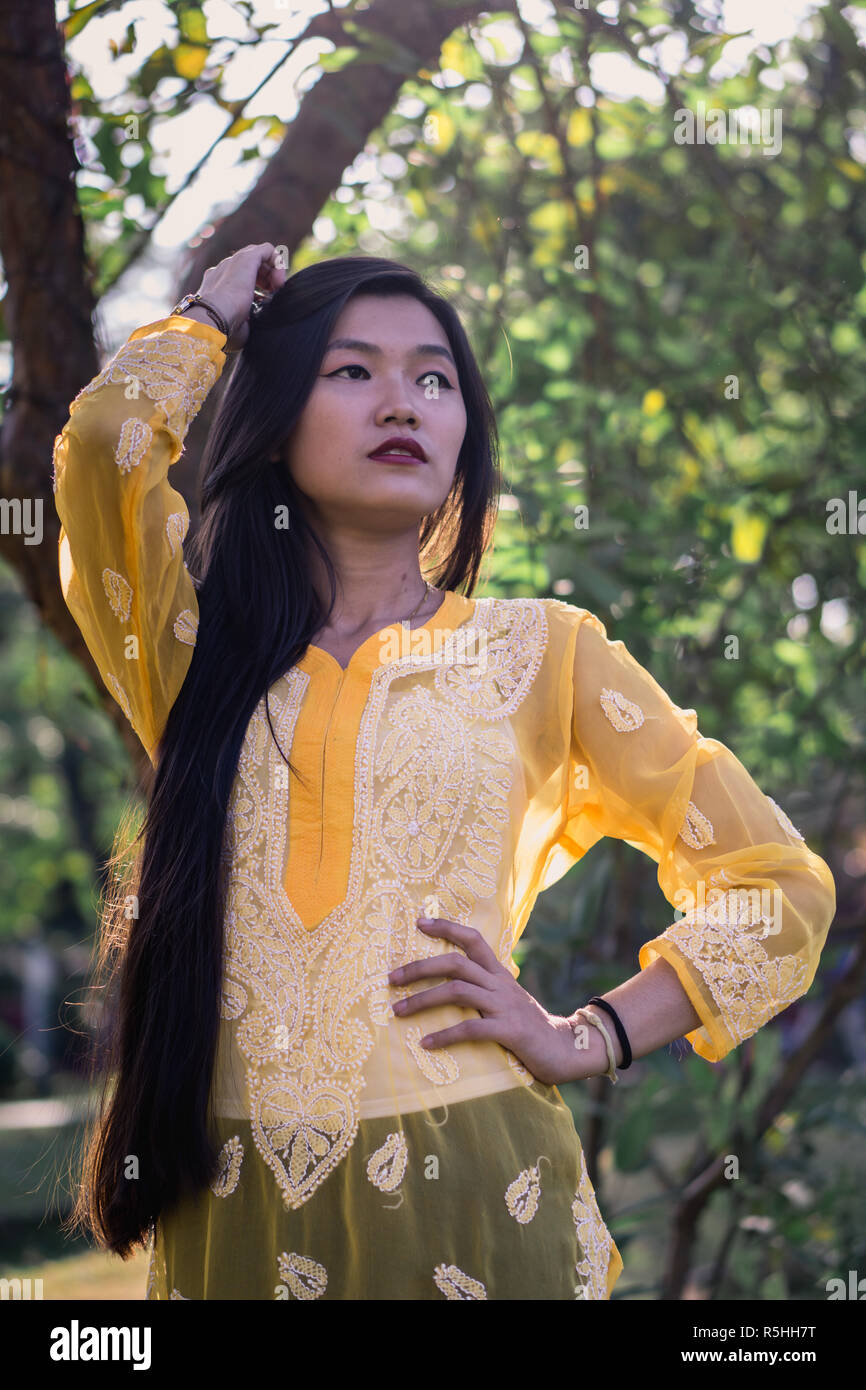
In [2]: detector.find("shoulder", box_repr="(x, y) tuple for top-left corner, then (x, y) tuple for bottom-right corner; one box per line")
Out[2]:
(466, 594), (607, 664)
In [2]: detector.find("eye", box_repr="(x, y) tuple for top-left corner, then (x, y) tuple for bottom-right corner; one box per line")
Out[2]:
(329, 364), (369, 379)
(328, 364), (454, 389)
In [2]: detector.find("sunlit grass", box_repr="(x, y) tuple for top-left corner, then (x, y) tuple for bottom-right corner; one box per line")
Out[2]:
(17, 1244), (149, 1300)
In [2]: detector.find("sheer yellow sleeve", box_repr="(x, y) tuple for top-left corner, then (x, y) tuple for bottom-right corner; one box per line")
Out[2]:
(563, 609), (837, 1063)
(52, 315), (227, 764)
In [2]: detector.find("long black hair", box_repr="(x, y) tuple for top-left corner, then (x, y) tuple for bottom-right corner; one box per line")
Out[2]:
(66, 255), (501, 1257)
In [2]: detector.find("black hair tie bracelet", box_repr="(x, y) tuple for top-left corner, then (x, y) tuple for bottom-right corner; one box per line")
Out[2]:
(587, 996), (633, 1070)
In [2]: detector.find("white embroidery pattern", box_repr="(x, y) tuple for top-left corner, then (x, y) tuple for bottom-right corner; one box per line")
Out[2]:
(115, 417), (153, 474)
(433, 1263), (488, 1299)
(210, 1135), (244, 1197)
(173, 609), (198, 645)
(277, 1252), (328, 1299)
(217, 598), (545, 1211)
(70, 329), (220, 452)
(102, 567), (132, 622)
(404, 1024), (460, 1085)
(504, 1158), (548, 1224)
(366, 1131), (409, 1192)
(767, 796), (805, 843)
(105, 673), (133, 722)
(658, 898), (809, 1050)
(678, 800), (716, 850)
(165, 511), (189, 556)
(600, 687), (645, 732)
(572, 1146), (613, 1300)
(597, 678), (712, 852)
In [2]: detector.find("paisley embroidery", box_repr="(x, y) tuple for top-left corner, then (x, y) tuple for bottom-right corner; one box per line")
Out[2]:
(767, 796), (805, 843)
(70, 329), (220, 452)
(210, 1135), (244, 1197)
(165, 511), (188, 556)
(366, 1131), (408, 1192)
(405, 1025), (460, 1084)
(277, 1252), (328, 1300)
(600, 687), (645, 732)
(173, 609), (198, 645)
(504, 1155), (549, 1223)
(678, 800), (715, 849)
(433, 1263), (488, 1299)
(572, 1147), (613, 1300)
(115, 416), (153, 474)
(105, 673), (133, 722)
(102, 567), (132, 622)
(217, 599), (546, 1211)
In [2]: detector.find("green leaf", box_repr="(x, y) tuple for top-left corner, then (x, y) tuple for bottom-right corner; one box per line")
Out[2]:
(318, 46), (361, 74)
(64, 0), (126, 42)
(178, 6), (208, 45)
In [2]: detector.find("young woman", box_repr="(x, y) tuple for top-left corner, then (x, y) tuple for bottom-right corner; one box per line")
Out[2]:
(54, 243), (836, 1300)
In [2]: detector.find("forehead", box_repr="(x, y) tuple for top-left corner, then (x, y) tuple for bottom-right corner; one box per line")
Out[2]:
(332, 293), (449, 346)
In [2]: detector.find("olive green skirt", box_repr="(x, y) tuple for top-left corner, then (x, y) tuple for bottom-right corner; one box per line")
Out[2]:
(147, 1078), (623, 1301)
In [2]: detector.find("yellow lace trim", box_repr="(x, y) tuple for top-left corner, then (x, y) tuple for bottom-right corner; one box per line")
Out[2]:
(572, 1146), (613, 1300)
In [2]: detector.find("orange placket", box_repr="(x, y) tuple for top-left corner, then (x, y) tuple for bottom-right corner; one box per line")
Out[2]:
(284, 658), (362, 930)
(282, 590), (473, 930)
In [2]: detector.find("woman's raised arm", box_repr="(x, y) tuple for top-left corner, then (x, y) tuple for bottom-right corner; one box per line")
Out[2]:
(52, 243), (286, 764)
(52, 314), (228, 764)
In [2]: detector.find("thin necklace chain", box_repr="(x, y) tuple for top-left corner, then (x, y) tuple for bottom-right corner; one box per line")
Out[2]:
(313, 580), (436, 644)
(401, 578), (436, 624)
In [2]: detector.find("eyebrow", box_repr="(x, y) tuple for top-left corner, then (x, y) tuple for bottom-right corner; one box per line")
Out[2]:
(323, 337), (457, 368)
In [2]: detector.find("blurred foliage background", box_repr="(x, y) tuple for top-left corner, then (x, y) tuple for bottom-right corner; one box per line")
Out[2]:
(0, 0), (864, 1301)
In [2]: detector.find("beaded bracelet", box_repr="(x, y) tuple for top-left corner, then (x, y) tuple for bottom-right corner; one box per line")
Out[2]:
(571, 1007), (618, 1084)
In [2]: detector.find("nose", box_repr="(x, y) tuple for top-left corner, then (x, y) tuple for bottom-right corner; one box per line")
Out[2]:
(379, 405), (418, 426)
(376, 382), (419, 427)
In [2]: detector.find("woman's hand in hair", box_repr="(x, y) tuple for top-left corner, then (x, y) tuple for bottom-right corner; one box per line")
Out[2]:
(194, 243), (287, 351)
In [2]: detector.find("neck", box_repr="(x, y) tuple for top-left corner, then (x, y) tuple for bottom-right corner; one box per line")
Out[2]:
(305, 534), (438, 638)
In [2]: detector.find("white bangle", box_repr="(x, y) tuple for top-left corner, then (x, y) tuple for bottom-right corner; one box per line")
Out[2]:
(572, 1007), (618, 1084)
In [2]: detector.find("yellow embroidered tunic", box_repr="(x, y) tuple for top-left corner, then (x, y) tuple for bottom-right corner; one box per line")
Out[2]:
(52, 315), (837, 1301)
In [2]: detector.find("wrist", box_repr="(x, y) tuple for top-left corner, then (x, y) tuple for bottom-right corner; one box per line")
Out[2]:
(179, 305), (221, 330)
(172, 291), (234, 340)
(565, 1007), (618, 1080)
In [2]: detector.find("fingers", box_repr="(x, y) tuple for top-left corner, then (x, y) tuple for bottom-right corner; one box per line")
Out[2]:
(392, 979), (491, 1017)
(416, 1019), (498, 1049)
(416, 916), (503, 973)
(252, 242), (287, 293)
(389, 951), (491, 990)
